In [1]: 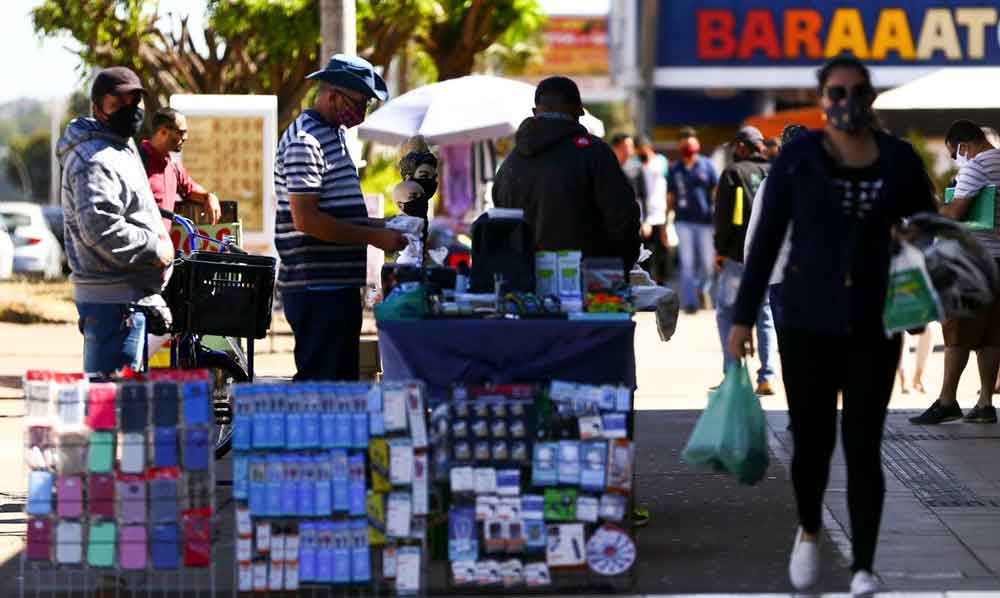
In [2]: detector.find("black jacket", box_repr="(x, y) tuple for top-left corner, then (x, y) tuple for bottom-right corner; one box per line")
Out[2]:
(714, 153), (770, 263)
(493, 117), (641, 269)
(733, 130), (937, 336)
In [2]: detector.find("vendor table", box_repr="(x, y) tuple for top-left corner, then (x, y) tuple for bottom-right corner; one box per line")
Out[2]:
(378, 319), (636, 403)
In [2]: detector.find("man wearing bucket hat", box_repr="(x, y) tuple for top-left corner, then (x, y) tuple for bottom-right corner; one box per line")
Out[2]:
(275, 54), (407, 381)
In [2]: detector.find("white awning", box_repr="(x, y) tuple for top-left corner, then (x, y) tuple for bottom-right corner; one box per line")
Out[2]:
(873, 68), (1000, 111)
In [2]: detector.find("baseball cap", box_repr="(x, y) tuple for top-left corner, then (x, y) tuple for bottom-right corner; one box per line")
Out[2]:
(90, 67), (145, 103)
(307, 54), (389, 102)
(534, 76), (583, 108)
(733, 126), (765, 146)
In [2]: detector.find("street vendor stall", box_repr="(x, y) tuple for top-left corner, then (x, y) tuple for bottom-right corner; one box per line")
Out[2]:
(369, 207), (662, 594)
(379, 319), (635, 403)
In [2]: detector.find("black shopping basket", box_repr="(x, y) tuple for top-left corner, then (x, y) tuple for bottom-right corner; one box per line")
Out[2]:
(167, 251), (277, 339)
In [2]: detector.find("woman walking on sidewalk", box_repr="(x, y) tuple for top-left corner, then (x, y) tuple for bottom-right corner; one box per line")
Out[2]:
(727, 56), (937, 596)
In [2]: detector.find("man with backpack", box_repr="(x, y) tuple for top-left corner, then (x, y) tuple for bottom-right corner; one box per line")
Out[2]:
(714, 126), (775, 394)
(141, 107), (222, 228)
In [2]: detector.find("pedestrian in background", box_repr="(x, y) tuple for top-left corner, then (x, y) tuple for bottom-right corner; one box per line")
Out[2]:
(637, 136), (670, 283)
(611, 133), (647, 227)
(668, 128), (718, 312)
(714, 126), (773, 394)
(727, 56), (937, 595)
(141, 107), (222, 228)
(911, 119), (1000, 424)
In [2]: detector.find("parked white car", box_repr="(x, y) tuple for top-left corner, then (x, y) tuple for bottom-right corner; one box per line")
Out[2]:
(0, 222), (13, 280)
(0, 202), (64, 279)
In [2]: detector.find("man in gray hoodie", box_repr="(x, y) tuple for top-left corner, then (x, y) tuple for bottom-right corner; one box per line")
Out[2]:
(57, 67), (174, 375)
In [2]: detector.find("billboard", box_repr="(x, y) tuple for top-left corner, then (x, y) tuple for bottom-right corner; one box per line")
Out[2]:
(523, 15), (610, 77)
(180, 116), (265, 232)
(169, 95), (277, 254)
(656, 2), (1000, 87)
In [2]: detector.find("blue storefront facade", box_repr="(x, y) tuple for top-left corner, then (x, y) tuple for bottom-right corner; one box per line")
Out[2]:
(613, 1), (1000, 142)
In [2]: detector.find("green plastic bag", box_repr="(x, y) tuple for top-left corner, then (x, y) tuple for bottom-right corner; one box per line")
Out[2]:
(681, 362), (769, 485)
(374, 284), (427, 321)
(883, 241), (942, 335)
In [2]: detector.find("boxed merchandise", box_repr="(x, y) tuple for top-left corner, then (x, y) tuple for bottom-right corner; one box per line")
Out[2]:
(557, 251), (582, 298)
(535, 251), (559, 297)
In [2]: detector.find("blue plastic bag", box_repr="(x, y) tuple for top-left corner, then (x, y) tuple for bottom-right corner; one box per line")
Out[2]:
(681, 361), (769, 485)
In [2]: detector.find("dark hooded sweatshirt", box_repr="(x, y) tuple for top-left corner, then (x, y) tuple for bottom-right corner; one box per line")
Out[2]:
(493, 116), (641, 269)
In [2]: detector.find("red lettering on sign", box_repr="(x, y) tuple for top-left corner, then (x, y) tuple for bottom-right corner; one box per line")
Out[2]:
(697, 10), (736, 59)
(784, 9), (824, 58)
(738, 10), (781, 59)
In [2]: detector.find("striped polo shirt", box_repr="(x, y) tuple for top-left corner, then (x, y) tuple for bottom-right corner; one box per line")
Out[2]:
(955, 148), (1000, 258)
(274, 110), (368, 289)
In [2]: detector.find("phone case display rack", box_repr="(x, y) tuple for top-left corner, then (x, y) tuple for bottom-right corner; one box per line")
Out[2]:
(20, 370), (221, 597)
(229, 381), (429, 595)
(427, 381), (639, 594)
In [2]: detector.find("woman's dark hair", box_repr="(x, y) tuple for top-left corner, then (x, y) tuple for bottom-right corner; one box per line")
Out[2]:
(816, 55), (872, 90)
(399, 135), (438, 179)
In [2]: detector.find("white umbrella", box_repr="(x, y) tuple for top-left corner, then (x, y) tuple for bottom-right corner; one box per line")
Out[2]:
(358, 74), (605, 146)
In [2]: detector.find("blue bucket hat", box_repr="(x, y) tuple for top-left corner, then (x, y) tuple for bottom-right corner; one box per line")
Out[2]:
(306, 54), (389, 102)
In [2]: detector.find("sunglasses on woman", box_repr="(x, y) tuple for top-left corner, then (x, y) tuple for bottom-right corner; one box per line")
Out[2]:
(824, 83), (874, 102)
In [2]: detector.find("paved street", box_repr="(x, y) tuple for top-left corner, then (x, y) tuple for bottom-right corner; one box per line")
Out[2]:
(0, 311), (998, 594)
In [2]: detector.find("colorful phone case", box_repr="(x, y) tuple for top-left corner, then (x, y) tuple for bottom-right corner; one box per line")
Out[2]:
(182, 381), (211, 425)
(27, 470), (53, 516)
(152, 383), (179, 426)
(26, 517), (51, 561)
(56, 475), (83, 518)
(120, 525), (148, 570)
(119, 383), (149, 432)
(87, 431), (114, 473)
(85, 383), (117, 430)
(150, 477), (179, 523)
(118, 478), (147, 524)
(154, 427), (178, 468)
(120, 432), (146, 474)
(183, 428), (210, 472)
(88, 473), (115, 518)
(87, 522), (116, 567)
(151, 524), (180, 570)
(55, 520), (82, 565)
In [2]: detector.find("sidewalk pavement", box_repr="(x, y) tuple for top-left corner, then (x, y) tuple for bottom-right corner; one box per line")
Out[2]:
(0, 311), (998, 594)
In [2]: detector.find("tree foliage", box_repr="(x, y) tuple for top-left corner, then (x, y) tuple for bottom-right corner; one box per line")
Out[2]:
(420, 0), (545, 80)
(32, 0), (544, 131)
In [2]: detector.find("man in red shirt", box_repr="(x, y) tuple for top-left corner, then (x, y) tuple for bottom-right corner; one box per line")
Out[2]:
(140, 107), (222, 228)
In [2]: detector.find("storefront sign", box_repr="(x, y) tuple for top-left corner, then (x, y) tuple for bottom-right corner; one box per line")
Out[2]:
(656, 1), (1000, 88)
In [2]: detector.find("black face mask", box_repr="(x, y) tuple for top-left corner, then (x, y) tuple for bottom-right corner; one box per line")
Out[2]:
(402, 199), (429, 220)
(414, 177), (437, 201)
(824, 98), (873, 135)
(107, 105), (145, 139)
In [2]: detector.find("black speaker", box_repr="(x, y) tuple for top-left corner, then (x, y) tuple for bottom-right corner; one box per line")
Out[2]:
(469, 213), (535, 293)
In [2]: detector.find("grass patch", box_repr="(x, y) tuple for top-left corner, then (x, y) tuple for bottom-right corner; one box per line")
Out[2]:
(0, 278), (76, 324)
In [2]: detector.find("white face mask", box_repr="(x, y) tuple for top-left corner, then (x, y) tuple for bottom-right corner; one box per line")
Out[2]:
(955, 145), (970, 169)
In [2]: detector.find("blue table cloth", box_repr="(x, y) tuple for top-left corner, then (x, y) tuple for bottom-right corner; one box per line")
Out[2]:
(378, 319), (636, 403)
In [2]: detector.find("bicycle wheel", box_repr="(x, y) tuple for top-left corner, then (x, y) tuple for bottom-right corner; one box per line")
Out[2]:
(196, 349), (247, 459)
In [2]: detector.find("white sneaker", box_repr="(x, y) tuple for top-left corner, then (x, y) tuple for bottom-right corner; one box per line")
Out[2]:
(851, 570), (881, 596)
(788, 526), (820, 590)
